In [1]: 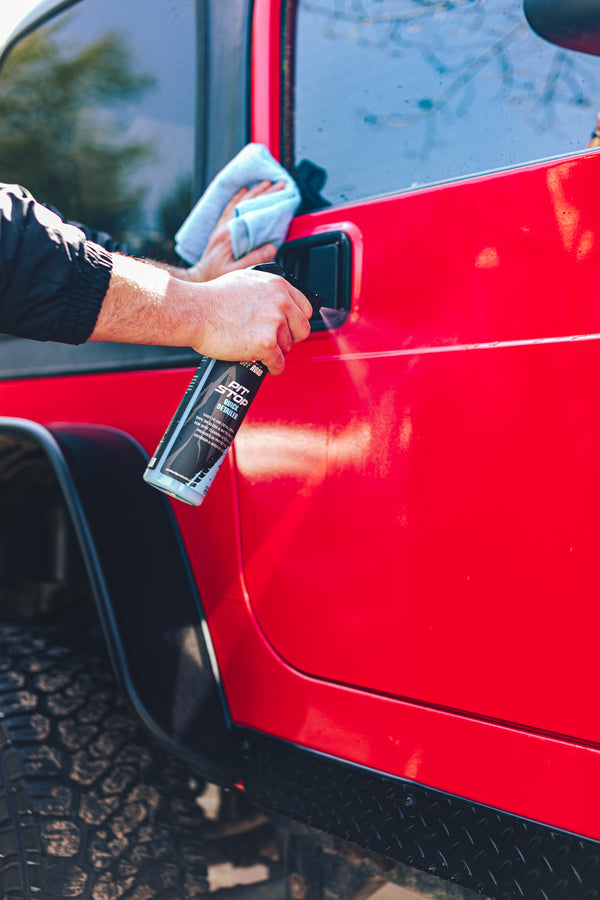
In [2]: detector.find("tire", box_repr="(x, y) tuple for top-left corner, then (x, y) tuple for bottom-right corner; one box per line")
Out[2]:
(0, 624), (209, 899)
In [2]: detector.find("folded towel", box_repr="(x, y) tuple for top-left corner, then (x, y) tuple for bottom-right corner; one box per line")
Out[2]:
(175, 143), (301, 265)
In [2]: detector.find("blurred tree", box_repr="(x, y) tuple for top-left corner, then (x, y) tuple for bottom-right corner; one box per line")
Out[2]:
(0, 19), (155, 239)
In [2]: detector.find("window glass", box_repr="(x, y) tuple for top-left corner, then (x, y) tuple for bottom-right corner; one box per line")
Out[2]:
(293, 0), (600, 208)
(0, 0), (197, 261)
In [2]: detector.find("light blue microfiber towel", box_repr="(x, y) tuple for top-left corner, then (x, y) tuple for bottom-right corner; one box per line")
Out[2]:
(175, 143), (301, 265)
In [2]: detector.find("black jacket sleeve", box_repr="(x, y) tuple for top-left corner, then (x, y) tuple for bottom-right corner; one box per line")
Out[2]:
(0, 183), (113, 344)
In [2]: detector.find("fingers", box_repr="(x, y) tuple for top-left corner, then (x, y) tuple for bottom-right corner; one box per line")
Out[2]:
(189, 266), (313, 372)
(245, 179), (285, 199)
(285, 282), (314, 332)
(262, 343), (287, 376)
(201, 180), (289, 282)
(215, 187), (249, 228)
(286, 303), (312, 346)
(239, 274), (312, 373)
(228, 243), (277, 271)
(263, 280), (312, 374)
(216, 180), (286, 228)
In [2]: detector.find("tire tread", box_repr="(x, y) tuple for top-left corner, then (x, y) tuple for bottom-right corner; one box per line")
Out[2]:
(0, 625), (208, 899)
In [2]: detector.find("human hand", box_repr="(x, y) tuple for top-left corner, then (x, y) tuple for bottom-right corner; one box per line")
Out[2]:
(184, 180), (284, 282)
(191, 267), (313, 375)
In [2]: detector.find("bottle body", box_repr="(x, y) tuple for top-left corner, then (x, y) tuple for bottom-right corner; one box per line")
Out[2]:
(143, 357), (267, 506)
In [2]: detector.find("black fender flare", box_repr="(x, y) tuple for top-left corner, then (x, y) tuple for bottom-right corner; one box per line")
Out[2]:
(0, 417), (238, 786)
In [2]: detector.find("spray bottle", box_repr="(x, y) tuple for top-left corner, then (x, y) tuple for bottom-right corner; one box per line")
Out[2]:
(143, 263), (322, 506)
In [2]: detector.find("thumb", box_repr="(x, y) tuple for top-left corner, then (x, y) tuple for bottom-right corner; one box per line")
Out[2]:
(231, 244), (277, 271)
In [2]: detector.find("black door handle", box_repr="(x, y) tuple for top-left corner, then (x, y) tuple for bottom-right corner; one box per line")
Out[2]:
(276, 231), (351, 331)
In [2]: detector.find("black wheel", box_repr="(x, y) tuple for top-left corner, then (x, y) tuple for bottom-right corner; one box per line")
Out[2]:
(0, 624), (209, 899)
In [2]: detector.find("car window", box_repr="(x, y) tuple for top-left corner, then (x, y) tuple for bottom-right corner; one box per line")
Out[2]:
(291, 0), (600, 208)
(0, 0), (203, 378)
(0, 0), (197, 262)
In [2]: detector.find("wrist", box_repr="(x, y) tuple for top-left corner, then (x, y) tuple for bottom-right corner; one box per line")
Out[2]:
(89, 253), (209, 349)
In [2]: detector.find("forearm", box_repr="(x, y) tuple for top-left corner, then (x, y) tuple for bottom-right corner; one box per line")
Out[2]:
(88, 254), (203, 347)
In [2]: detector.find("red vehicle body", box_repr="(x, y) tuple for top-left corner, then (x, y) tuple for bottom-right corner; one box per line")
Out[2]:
(1, 0), (600, 897)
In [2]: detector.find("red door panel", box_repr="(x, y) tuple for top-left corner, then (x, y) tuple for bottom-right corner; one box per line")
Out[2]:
(235, 152), (600, 744)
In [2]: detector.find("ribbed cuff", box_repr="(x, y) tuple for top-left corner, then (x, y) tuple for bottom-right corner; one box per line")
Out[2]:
(59, 241), (113, 344)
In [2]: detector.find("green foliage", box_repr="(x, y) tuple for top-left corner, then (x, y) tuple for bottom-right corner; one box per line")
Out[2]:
(0, 18), (155, 238)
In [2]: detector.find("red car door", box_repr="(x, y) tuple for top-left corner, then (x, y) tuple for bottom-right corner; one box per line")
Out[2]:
(215, 0), (600, 842)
